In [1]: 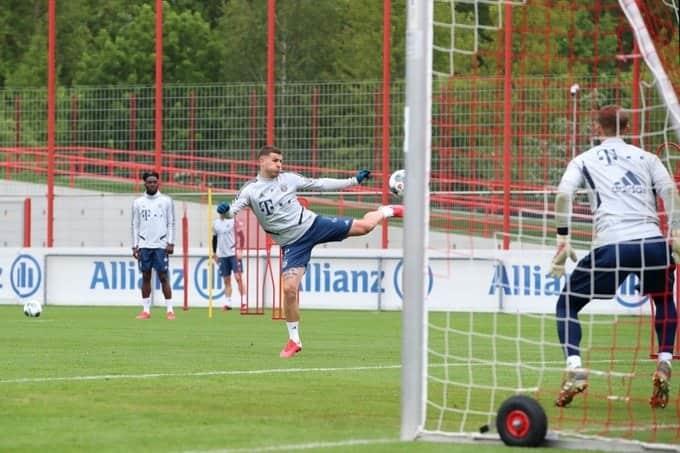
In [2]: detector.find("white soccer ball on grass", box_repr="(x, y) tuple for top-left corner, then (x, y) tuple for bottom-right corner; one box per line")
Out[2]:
(23, 300), (42, 317)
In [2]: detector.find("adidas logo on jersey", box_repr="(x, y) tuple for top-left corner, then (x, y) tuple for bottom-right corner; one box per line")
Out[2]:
(612, 170), (645, 194)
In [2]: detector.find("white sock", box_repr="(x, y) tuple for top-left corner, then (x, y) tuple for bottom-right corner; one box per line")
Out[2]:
(165, 299), (173, 313)
(658, 352), (672, 365)
(142, 298), (151, 313)
(379, 206), (394, 218)
(225, 297), (232, 306)
(566, 355), (582, 369)
(287, 321), (301, 345)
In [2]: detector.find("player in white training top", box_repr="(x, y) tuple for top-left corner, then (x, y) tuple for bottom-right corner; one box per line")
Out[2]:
(213, 202), (245, 311)
(221, 145), (403, 358)
(549, 105), (679, 409)
(131, 171), (177, 320)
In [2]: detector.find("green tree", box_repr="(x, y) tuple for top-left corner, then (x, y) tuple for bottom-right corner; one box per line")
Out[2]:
(1, 0), (47, 88)
(216, 0), (406, 83)
(73, 3), (223, 85)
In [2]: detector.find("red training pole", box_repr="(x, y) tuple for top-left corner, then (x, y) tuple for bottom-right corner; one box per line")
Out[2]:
(266, 0), (276, 145)
(46, 0), (56, 247)
(23, 198), (31, 248)
(154, 0), (163, 174)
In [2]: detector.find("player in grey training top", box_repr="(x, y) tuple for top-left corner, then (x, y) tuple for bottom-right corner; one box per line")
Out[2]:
(222, 145), (403, 358)
(131, 171), (177, 320)
(549, 105), (679, 409)
(212, 202), (244, 311)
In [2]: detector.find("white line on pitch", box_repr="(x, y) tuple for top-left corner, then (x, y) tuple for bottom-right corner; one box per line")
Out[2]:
(184, 437), (400, 453)
(0, 359), (627, 385)
(0, 365), (402, 384)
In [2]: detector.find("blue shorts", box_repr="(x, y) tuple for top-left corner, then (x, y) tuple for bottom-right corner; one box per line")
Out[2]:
(556, 236), (677, 357)
(218, 256), (242, 277)
(560, 237), (674, 302)
(282, 216), (353, 272)
(138, 248), (169, 274)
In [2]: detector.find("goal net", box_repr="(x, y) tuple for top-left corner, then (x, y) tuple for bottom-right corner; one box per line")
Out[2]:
(403, 0), (680, 448)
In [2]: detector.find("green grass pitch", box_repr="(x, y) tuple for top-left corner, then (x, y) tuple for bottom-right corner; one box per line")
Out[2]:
(0, 306), (675, 452)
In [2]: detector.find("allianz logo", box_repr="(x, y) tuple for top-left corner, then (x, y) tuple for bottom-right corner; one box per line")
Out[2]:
(90, 260), (186, 290)
(87, 260), (384, 295)
(488, 263), (647, 305)
(10, 254), (42, 298)
(301, 262), (385, 293)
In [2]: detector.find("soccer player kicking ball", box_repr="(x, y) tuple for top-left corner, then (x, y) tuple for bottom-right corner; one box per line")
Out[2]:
(220, 145), (403, 358)
(131, 171), (177, 320)
(213, 202), (245, 311)
(549, 105), (678, 408)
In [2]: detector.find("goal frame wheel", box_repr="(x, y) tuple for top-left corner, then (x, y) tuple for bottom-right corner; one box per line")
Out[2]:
(496, 395), (547, 447)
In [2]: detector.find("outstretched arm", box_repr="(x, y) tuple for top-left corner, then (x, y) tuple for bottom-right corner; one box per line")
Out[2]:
(296, 169), (371, 191)
(225, 185), (252, 218)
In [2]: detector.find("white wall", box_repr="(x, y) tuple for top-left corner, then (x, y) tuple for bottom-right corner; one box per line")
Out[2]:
(0, 180), (499, 250)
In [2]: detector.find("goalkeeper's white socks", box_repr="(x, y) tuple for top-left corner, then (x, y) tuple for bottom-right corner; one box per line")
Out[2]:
(379, 206), (395, 218)
(658, 352), (672, 366)
(287, 321), (301, 345)
(378, 205), (404, 218)
(566, 355), (582, 370)
(165, 299), (173, 313)
(142, 297), (151, 313)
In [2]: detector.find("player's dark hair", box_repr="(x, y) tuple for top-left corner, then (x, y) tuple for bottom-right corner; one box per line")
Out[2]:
(258, 145), (282, 158)
(597, 105), (629, 135)
(142, 170), (160, 181)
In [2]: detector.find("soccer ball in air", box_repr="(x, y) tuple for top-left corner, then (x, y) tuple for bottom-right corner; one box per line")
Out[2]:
(23, 300), (42, 317)
(389, 169), (405, 197)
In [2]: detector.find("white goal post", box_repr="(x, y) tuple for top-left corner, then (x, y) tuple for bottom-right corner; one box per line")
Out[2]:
(401, 0), (432, 440)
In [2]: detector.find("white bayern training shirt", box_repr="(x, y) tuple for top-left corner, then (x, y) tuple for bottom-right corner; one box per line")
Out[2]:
(213, 217), (237, 258)
(229, 172), (357, 246)
(558, 137), (676, 247)
(131, 191), (176, 249)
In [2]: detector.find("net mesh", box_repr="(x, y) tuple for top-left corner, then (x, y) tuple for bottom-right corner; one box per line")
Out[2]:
(422, 0), (680, 446)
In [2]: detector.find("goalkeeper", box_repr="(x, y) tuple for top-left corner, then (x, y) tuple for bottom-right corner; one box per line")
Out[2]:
(549, 105), (678, 409)
(219, 145), (403, 358)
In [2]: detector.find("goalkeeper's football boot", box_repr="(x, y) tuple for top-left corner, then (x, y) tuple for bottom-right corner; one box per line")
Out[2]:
(279, 339), (302, 358)
(135, 311), (151, 320)
(555, 368), (589, 407)
(222, 305), (233, 311)
(649, 360), (671, 409)
(166, 311), (176, 320)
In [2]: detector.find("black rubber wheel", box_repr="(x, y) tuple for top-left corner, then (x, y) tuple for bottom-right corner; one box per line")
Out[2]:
(496, 395), (548, 447)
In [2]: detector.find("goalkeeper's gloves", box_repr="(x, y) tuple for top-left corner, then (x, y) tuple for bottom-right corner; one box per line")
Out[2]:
(671, 229), (680, 263)
(548, 234), (577, 278)
(355, 169), (371, 184)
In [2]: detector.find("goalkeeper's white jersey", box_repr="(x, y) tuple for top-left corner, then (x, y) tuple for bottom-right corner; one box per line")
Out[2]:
(558, 137), (676, 246)
(230, 172), (356, 246)
(213, 218), (236, 258)
(131, 191), (176, 249)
